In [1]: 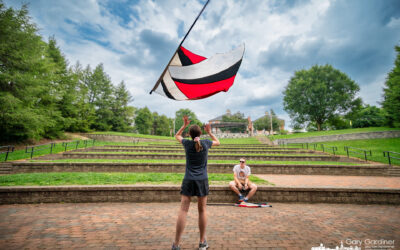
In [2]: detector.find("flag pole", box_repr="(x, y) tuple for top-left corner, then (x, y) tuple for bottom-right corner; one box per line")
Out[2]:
(149, 0), (211, 94)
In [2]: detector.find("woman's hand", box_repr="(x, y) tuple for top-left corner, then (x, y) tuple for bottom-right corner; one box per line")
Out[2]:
(183, 116), (191, 127)
(205, 123), (211, 134)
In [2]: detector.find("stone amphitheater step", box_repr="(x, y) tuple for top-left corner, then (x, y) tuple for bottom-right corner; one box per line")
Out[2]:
(62, 152), (347, 162)
(1, 185), (398, 204)
(82, 147), (327, 155)
(7, 162), (389, 176)
(387, 167), (400, 177)
(104, 145), (303, 150)
(148, 143), (272, 147)
(0, 163), (12, 174)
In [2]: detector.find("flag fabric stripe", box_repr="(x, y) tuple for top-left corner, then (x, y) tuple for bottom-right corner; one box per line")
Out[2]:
(161, 70), (188, 100)
(174, 75), (237, 100)
(169, 44), (244, 80)
(177, 49), (193, 66)
(171, 59), (242, 85)
(153, 44), (245, 101)
(160, 80), (175, 100)
(180, 46), (207, 64)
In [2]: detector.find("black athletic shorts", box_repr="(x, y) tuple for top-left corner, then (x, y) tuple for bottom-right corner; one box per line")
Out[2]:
(180, 179), (209, 197)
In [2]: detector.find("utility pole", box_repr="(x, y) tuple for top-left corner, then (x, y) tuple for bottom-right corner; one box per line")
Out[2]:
(269, 110), (273, 135)
(173, 118), (176, 135)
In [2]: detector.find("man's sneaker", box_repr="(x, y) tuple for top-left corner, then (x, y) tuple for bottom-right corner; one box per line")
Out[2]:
(244, 197), (249, 203)
(172, 243), (180, 250)
(199, 240), (209, 250)
(238, 194), (244, 202)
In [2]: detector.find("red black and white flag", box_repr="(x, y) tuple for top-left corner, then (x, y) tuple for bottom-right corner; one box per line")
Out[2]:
(153, 44), (245, 100)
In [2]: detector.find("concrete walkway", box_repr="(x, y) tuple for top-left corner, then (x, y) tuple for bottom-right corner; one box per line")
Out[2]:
(256, 174), (400, 189)
(0, 202), (399, 249)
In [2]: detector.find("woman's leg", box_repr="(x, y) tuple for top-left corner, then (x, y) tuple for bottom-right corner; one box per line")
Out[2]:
(197, 196), (208, 243)
(174, 195), (191, 246)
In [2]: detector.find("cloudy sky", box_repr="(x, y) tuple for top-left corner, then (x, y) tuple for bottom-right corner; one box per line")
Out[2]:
(5, 0), (400, 128)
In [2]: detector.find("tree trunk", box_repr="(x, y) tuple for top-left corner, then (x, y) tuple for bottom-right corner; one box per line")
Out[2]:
(317, 122), (321, 131)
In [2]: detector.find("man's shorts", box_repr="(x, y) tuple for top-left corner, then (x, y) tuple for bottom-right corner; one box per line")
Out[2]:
(180, 179), (209, 197)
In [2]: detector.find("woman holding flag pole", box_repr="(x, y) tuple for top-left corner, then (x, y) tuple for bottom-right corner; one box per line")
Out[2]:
(172, 116), (220, 250)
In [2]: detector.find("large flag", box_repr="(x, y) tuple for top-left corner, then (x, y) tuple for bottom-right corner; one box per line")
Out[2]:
(153, 44), (245, 100)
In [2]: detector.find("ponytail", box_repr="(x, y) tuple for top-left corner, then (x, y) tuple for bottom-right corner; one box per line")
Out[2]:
(194, 137), (203, 152)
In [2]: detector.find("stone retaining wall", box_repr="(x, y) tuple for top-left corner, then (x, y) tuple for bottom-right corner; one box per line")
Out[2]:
(0, 185), (398, 204)
(62, 153), (346, 162)
(275, 131), (400, 144)
(82, 148), (324, 154)
(8, 162), (389, 176)
(84, 134), (174, 143)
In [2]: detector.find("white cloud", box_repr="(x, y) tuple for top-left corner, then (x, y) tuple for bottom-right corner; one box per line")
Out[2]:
(5, 0), (399, 130)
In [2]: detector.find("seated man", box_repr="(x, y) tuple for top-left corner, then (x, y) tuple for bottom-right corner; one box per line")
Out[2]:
(229, 158), (257, 202)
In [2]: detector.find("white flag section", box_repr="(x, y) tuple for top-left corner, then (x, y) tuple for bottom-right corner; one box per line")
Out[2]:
(154, 44), (245, 101)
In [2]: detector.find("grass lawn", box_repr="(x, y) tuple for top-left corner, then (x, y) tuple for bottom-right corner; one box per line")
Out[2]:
(0, 172), (273, 186)
(91, 131), (262, 144)
(72, 151), (320, 157)
(29, 159), (367, 166)
(90, 131), (175, 140)
(218, 137), (260, 144)
(0, 140), (163, 162)
(269, 127), (400, 140)
(305, 138), (400, 165)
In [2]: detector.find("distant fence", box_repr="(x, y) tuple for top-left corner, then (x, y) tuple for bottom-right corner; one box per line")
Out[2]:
(0, 146), (15, 162)
(1, 139), (96, 162)
(280, 142), (399, 165)
(383, 151), (400, 166)
(274, 131), (400, 144)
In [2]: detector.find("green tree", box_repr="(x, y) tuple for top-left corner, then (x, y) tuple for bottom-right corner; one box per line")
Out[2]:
(0, 3), (60, 141)
(64, 62), (95, 132)
(152, 112), (172, 136)
(283, 64), (361, 131)
(253, 110), (281, 132)
(88, 64), (114, 131)
(175, 109), (203, 135)
(351, 104), (385, 128)
(221, 111), (247, 133)
(110, 81), (134, 132)
(135, 107), (153, 134)
(382, 45), (400, 127)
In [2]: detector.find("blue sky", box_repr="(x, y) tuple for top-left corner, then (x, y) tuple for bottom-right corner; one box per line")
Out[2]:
(5, 0), (400, 128)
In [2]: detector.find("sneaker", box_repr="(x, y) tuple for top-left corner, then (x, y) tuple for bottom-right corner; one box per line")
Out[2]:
(172, 243), (180, 250)
(238, 194), (244, 201)
(199, 240), (209, 250)
(244, 197), (249, 203)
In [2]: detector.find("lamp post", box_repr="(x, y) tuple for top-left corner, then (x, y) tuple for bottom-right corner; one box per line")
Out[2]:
(269, 110), (273, 135)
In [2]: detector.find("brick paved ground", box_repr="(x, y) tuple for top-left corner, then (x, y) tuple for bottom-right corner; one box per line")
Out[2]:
(256, 174), (400, 189)
(0, 202), (399, 249)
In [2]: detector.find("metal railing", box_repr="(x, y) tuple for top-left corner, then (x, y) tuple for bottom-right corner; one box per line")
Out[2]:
(0, 145), (15, 161)
(308, 143), (318, 150)
(83, 139), (96, 148)
(61, 141), (80, 152)
(25, 142), (56, 159)
(320, 144), (338, 155)
(344, 146), (372, 161)
(383, 151), (400, 166)
(283, 143), (307, 149)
